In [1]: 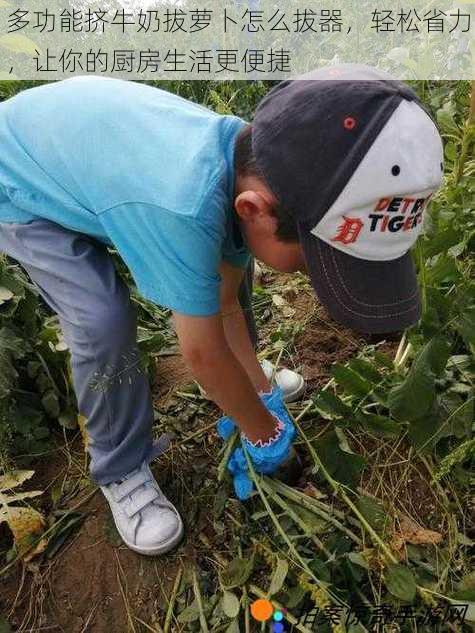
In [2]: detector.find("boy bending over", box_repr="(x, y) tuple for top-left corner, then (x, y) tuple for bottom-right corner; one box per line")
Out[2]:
(0, 65), (443, 554)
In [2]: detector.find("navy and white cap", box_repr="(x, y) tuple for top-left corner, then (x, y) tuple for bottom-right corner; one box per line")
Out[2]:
(252, 64), (444, 333)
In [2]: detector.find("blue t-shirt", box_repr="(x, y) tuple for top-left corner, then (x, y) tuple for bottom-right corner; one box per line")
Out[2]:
(0, 77), (250, 316)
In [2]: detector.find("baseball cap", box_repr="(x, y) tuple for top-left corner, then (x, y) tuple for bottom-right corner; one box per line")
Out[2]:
(252, 64), (444, 333)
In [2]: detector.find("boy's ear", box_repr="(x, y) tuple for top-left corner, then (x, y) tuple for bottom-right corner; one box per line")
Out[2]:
(234, 190), (274, 222)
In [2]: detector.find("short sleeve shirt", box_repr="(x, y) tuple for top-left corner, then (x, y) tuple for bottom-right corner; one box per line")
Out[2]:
(0, 77), (250, 316)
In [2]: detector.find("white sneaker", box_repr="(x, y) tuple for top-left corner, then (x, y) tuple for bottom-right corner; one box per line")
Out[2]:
(261, 359), (306, 403)
(101, 462), (184, 556)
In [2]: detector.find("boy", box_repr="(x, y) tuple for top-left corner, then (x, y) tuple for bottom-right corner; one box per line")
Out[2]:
(0, 65), (443, 555)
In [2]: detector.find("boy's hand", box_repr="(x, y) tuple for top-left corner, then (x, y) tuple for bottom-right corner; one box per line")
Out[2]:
(217, 387), (297, 500)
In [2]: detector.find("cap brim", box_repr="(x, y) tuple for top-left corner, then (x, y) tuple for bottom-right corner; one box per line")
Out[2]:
(298, 226), (421, 334)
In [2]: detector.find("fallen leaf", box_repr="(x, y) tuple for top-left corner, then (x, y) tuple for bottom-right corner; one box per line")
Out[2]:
(24, 537), (48, 562)
(0, 470), (35, 491)
(0, 287), (14, 304)
(268, 558), (288, 596)
(272, 294), (287, 307)
(0, 491), (43, 503)
(0, 506), (46, 558)
(283, 306), (296, 318)
(391, 514), (442, 553)
(0, 469), (46, 560)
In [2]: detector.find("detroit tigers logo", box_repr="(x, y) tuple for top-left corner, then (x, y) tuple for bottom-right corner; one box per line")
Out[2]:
(331, 216), (364, 245)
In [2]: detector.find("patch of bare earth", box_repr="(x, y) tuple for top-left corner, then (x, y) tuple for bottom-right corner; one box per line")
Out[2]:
(1, 359), (195, 633)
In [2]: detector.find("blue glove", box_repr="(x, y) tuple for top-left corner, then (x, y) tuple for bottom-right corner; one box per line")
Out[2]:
(216, 387), (296, 500)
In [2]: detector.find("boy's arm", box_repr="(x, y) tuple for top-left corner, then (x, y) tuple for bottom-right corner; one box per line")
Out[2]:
(219, 261), (271, 394)
(173, 310), (277, 444)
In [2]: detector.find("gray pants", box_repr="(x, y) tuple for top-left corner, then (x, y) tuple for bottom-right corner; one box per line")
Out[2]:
(0, 220), (257, 484)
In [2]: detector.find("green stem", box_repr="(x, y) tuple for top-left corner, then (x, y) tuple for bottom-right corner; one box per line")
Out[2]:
(217, 431), (239, 482)
(416, 242), (428, 317)
(398, 342), (413, 370)
(394, 333), (406, 367)
(260, 479), (332, 557)
(163, 565), (182, 633)
(265, 478), (362, 545)
(243, 445), (345, 607)
(192, 569), (209, 633)
(291, 417), (398, 565)
(242, 583), (251, 633)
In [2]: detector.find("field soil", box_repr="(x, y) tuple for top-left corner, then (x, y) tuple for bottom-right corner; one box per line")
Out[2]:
(0, 356), (195, 633)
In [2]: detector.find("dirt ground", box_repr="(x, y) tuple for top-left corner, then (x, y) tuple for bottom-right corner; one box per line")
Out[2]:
(0, 433), (184, 632)
(0, 275), (402, 632)
(0, 353), (199, 632)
